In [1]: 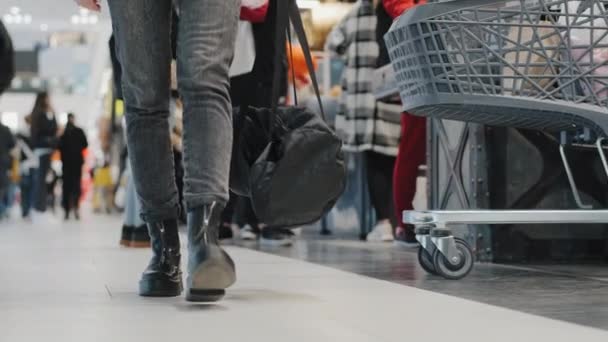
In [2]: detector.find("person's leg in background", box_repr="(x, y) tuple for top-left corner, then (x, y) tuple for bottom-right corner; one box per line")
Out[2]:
(222, 72), (254, 241)
(177, 0), (239, 302)
(46, 169), (58, 214)
(33, 153), (51, 212)
(72, 167), (83, 219)
(61, 169), (74, 220)
(220, 193), (239, 240)
(0, 173), (7, 219)
(128, 178), (149, 247)
(108, 0), (182, 298)
(5, 180), (17, 217)
(20, 170), (33, 219)
(393, 113), (426, 246)
(119, 165), (135, 246)
(237, 197), (261, 240)
(365, 151), (397, 242)
(121, 162), (150, 248)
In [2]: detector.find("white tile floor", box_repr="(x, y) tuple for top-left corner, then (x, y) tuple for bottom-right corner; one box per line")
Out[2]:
(1, 211), (607, 342)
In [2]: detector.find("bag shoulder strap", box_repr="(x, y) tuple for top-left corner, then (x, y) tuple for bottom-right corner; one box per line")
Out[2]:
(288, 2), (325, 120)
(271, 0), (325, 120)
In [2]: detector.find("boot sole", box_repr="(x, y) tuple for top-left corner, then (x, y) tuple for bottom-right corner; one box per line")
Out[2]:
(186, 260), (236, 302)
(186, 289), (226, 302)
(139, 279), (183, 297)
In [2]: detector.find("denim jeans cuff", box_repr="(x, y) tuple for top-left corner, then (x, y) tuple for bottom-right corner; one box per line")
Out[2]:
(185, 194), (228, 211)
(140, 205), (180, 223)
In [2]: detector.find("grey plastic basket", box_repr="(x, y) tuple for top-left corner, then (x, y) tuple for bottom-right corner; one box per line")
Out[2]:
(385, 0), (608, 136)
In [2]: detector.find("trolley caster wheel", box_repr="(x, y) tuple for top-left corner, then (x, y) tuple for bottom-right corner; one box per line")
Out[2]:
(417, 247), (437, 275)
(432, 238), (474, 280)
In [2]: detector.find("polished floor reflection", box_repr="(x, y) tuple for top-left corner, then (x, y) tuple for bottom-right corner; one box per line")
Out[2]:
(0, 212), (607, 341)
(241, 232), (608, 330)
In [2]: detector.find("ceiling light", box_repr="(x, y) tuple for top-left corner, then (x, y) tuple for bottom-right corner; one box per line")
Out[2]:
(80, 16), (89, 25)
(11, 78), (22, 89)
(23, 14), (32, 24)
(9, 6), (20, 15)
(13, 14), (22, 24)
(3, 14), (13, 24)
(71, 15), (80, 25)
(40, 24), (48, 32)
(89, 15), (98, 24)
(30, 78), (42, 88)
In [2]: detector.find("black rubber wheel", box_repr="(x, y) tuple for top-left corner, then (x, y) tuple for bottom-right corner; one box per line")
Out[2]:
(418, 247), (437, 275)
(432, 238), (474, 280)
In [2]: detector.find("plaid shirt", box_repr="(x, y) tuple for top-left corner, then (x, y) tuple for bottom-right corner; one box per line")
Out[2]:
(327, 0), (401, 156)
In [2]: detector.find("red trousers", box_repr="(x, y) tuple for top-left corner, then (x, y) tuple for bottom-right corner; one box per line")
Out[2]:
(393, 113), (426, 228)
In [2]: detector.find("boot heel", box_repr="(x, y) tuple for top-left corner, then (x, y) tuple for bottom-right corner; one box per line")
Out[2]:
(186, 203), (237, 302)
(139, 278), (183, 297)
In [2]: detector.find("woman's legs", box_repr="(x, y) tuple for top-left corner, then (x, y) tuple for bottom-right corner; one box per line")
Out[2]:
(365, 151), (397, 241)
(108, 0), (182, 297)
(20, 171), (33, 218)
(108, 0), (178, 223)
(33, 153), (51, 212)
(393, 113), (426, 242)
(366, 151), (397, 222)
(177, 0), (238, 209)
(176, 0), (239, 302)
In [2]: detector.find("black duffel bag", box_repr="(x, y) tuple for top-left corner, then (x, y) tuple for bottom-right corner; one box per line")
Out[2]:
(0, 20), (15, 95)
(230, 0), (346, 228)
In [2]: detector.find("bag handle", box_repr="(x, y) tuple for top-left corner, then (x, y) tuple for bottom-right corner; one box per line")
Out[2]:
(288, 1), (325, 120)
(271, 0), (325, 128)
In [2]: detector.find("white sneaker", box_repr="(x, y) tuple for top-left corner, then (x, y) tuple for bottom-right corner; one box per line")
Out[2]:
(260, 228), (294, 247)
(366, 221), (394, 242)
(241, 225), (258, 241)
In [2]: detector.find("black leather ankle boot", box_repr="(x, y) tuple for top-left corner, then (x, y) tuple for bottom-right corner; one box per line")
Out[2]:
(138, 219), (183, 297)
(186, 202), (236, 302)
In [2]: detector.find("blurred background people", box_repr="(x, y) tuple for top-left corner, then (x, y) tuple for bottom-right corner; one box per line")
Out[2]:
(58, 113), (88, 220)
(92, 159), (113, 214)
(0, 17), (14, 219)
(223, 0), (298, 247)
(120, 159), (149, 247)
(0, 120), (15, 219)
(29, 92), (58, 213)
(380, 0), (427, 247)
(80, 0), (240, 301)
(15, 115), (37, 219)
(327, 0), (401, 242)
(286, 42), (319, 104)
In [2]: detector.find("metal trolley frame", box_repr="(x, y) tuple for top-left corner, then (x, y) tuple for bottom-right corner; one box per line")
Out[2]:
(386, 0), (608, 279)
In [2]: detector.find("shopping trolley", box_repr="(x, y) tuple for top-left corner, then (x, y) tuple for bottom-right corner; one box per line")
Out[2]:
(385, 0), (608, 279)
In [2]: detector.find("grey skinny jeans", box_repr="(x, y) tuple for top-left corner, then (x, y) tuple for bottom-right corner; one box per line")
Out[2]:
(108, 0), (239, 222)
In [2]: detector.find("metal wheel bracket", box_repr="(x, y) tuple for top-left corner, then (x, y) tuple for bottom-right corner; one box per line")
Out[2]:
(431, 236), (462, 266)
(416, 233), (434, 251)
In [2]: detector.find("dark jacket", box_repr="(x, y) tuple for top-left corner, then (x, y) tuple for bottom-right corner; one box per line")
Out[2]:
(377, 0), (427, 68)
(0, 123), (15, 171)
(376, 1), (393, 68)
(231, 0), (288, 108)
(0, 19), (15, 95)
(31, 112), (58, 149)
(58, 123), (88, 170)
